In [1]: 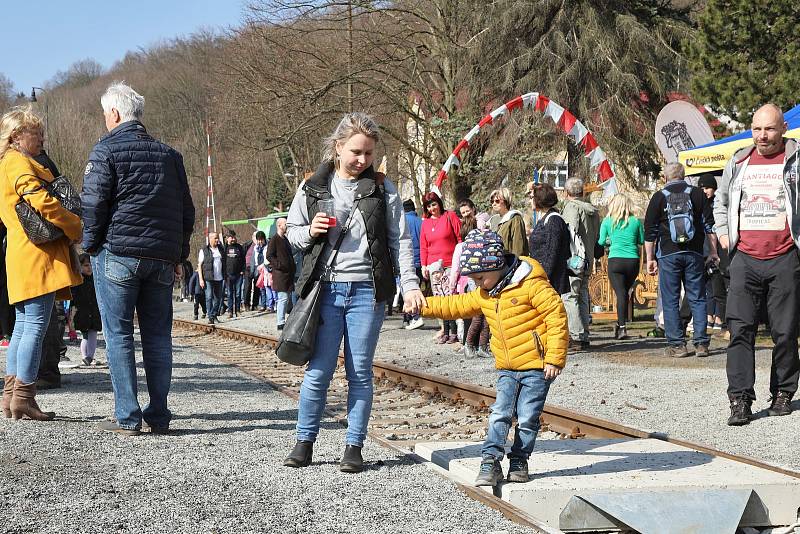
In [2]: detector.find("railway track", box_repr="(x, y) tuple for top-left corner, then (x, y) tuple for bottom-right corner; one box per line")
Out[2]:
(172, 318), (800, 532)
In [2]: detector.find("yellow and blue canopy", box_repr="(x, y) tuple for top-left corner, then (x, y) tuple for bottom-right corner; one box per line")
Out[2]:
(679, 104), (800, 175)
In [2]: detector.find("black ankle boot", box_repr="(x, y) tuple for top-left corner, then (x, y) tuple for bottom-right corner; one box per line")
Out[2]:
(340, 444), (363, 473)
(284, 440), (313, 468)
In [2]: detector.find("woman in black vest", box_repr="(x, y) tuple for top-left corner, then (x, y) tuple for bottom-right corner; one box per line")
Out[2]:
(284, 112), (424, 473)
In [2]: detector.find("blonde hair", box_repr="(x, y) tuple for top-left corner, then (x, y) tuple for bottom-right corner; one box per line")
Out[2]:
(322, 112), (380, 163)
(608, 193), (637, 228)
(0, 105), (44, 161)
(489, 187), (513, 209)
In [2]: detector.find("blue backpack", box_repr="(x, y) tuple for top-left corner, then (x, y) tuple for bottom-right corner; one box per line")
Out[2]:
(662, 186), (695, 244)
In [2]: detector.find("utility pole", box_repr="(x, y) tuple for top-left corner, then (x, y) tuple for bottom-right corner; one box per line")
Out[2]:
(347, 0), (354, 112)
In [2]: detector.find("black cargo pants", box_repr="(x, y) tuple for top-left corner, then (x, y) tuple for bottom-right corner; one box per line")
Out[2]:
(726, 249), (800, 401)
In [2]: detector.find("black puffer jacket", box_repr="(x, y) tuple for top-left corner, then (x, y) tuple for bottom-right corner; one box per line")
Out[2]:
(71, 276), (102, 332)
(81, 121), (195, 263)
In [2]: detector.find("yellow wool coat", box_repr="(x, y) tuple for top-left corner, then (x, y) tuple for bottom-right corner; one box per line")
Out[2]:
(422, 257), (568, 370)
(0, 150), (82, 304)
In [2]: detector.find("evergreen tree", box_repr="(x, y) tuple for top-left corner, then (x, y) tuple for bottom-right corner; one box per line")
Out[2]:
(472, 0), (692, 186)
(688, 0), (800, 123)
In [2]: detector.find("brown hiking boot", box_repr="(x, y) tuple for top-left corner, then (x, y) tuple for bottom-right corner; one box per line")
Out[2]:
(664, 345), (690, 358)
(694, 344), (710, 357)
(2, 375), (14, 418)
(768, 391), (793, 416)
(10, 381), (54, 421)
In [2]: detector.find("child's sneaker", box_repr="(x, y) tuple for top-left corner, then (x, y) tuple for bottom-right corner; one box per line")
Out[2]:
(0, 338), (9, 349)
(82, 357), (94, 366)
(474, 458), (503, 487)
(507, 457), (529, 482)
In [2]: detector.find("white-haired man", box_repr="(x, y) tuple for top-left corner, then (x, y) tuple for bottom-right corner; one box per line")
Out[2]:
(644, 162), (717, 359)
(81, 82), (195, 436)
(560, 177), (600, 350)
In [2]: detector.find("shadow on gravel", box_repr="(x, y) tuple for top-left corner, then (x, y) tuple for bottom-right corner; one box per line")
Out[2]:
(167, 423), (300, 435)
(176, 409), (298, 421)
(171, 361), (230, 370)
(308, 457), (417, 470)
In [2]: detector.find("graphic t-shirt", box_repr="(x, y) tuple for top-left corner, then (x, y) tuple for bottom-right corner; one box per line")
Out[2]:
(737, 150), (794, 259)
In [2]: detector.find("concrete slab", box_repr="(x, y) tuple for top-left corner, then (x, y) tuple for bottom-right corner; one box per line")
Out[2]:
(415, 439), (800, 532)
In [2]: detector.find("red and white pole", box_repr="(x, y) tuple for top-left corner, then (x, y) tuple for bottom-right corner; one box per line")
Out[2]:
(205, 121), (217, 243)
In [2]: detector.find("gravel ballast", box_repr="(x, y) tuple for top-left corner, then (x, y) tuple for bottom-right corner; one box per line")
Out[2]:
(0, 332), (533, 534)
(179, 302), (800, 472)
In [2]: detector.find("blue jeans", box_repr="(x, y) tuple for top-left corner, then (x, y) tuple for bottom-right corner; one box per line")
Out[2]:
(226, 275), (243, 312)
(296, 282), (384, 447)
(6, 293), (56, 384)
(276, 290), (297, 327)
(259, 287), (277, 309)
(92, 248), (175, 430)
(483, 369), (551, 460)
(658, 252), (709, 347)
(205, 280), (224, 319)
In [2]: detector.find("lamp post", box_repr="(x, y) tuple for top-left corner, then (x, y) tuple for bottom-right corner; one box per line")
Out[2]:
(30, 87), (49, 146)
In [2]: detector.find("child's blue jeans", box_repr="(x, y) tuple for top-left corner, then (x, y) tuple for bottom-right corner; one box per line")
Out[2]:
(482, 369), (551, 461)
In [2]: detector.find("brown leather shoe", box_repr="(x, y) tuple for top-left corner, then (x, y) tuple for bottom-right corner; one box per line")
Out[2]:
(2, 375), (14, 418)
(10, 381), (55, 421)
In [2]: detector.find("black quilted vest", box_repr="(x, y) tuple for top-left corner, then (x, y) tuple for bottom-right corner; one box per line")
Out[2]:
(296, 161), (396, 302)
(201, 244), (226, 281)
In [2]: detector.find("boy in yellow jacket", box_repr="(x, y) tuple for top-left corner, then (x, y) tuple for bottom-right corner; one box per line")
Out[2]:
(405, 229), (568, 486)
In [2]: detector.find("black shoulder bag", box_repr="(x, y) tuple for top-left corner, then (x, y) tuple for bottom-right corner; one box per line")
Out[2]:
(275, 201), (357, 366)
(14, 174), (81, 245)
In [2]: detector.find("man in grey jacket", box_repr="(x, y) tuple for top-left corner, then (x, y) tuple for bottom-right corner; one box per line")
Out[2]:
(714, 103), (800, 426)
(561, 178), (600, 350)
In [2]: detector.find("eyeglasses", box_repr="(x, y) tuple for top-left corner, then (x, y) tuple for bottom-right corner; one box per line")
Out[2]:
(491, 198), (504, 204)
(426, 202), (439, 208)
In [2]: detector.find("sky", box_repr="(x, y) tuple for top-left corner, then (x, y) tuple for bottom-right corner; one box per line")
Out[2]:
(1, 0), (247, 94)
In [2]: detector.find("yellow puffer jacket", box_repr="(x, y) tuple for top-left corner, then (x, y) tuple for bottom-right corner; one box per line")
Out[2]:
(422, 256), (568, 370)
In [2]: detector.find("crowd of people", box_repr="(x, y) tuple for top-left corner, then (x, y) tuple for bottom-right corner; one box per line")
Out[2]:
(0, 80), (797, 485)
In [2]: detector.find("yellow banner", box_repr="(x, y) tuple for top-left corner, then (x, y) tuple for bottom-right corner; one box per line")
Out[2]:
(679, 128), (800, 175)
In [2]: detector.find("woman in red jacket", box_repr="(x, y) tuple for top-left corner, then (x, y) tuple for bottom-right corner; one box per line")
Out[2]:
(420, 192), (462, 343)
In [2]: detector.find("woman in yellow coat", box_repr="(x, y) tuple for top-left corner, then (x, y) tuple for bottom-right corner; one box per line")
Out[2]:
(0, 106), (82, 421)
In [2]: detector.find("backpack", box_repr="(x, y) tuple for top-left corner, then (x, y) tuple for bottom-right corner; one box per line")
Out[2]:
(544, 212), (586, 276)
(662, 186), (695, 244)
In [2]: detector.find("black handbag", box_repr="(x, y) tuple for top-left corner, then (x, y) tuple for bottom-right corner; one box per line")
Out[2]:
(276, 203), (356, 366)
(14, 174), (81, 245)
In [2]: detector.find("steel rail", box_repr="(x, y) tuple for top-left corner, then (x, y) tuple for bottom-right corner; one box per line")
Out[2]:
(173, 319), (800, 483)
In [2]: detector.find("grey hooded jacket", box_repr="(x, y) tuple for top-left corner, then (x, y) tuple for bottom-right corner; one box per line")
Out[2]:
(713, 139), (800, 252)
(561, 198), (600, 264)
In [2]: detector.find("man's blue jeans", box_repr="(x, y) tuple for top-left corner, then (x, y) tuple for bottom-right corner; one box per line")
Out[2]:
(205, 280), (224, 319)
(226, 275), (242, 313)
(92, 249), (175, 430)
(6, 292), (56, 384)
(482, 369), (551, 460)
(296, 282), (384, 447)
(276, 290), (297, 327)
(658, 252), (709, 347)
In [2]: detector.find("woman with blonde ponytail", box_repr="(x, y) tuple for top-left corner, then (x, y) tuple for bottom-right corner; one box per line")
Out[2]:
(0, 106), (82, 421)
(598, 193), (644, 339)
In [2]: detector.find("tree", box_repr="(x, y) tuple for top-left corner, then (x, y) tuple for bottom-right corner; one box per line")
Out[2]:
(0, 73), (15, 113)
(472, 0), (692, 188)
(687, 0), (800, 123)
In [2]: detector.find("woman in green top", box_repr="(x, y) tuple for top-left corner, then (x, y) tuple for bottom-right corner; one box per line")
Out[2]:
(598, 193), (644, 339)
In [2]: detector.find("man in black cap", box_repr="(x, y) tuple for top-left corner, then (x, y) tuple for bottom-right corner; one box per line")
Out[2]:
(698, 174), (728, 336)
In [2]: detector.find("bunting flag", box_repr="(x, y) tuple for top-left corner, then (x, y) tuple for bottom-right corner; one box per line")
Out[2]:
(433, 92), (615, 190)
